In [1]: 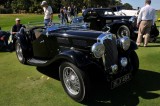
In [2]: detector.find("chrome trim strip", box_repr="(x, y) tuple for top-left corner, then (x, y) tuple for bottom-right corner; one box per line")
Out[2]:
(97, 32), (113, 43)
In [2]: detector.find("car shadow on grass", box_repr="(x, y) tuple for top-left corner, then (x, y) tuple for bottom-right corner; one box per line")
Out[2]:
(85, 69), (160, 106)
(37, 67), (160, 106)
(36, 65), (60, 81)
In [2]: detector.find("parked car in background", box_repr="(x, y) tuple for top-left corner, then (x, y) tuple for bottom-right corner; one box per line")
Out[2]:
(0, 28), (11, 51)
(15, 23), (139, 102)
(74, 8), (159, 42)
(82, 8), (137, 40)
(111, 6), (139, 16)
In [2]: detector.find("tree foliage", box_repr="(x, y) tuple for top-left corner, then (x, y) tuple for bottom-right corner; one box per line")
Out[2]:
(123, 3), (133, 10)
(0, 0), (133, 13)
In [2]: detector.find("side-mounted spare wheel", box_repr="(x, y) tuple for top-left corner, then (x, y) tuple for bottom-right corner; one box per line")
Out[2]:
(59, 62), (90, 102)
(117, 25), (130, 38)
(15, 40), (26, 64)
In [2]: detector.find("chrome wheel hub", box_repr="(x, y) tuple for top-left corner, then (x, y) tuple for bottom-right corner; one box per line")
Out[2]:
(121, 30), (129, 36)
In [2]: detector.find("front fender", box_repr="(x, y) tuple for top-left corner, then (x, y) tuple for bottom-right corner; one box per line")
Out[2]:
(128, 40), (138, 52)
(53, 50), (92, 68)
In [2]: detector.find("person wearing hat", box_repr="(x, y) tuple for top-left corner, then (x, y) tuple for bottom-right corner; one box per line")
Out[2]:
(41, 1), (53, 26)
(12, 18), (24, 35)
(136, 0), (156, 47)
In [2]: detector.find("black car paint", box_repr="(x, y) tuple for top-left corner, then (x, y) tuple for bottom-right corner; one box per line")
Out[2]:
(15, 26), (102, 67)
(15, 25), (138, 70)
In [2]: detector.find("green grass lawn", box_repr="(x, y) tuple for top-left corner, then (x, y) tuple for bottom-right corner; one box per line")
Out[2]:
(0, 14), (160, 106)
(0, 14), (59, 31)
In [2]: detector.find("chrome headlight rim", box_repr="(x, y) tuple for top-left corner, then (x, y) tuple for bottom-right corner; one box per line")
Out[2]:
(120, 36), (131, 51)
(91, 42), (105, 58)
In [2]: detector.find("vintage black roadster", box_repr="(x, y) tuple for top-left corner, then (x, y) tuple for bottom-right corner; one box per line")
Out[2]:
(15, 23), (139, 102)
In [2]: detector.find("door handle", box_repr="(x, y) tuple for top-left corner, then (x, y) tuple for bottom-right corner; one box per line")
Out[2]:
(40, 40), (44, 43)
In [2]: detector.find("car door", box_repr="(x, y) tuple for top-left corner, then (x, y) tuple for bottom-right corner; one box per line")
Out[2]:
(44, 35), (58, 58)
(32, 34), (50, 59)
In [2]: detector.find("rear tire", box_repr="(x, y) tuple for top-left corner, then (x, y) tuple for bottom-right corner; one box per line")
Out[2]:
(59, 62), (90, 102)
(15, 40), (26, 64)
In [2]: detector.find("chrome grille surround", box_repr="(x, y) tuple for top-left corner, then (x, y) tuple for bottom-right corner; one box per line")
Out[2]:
(97, 32), (118, 72)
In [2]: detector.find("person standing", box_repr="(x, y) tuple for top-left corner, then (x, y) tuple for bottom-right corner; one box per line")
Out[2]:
(136, 0), (156, 47)
(60, 7), (66, 25)
(63, 7), (69, 23)
(67, 6), (71, 22)
(41, 1), (53, 27)
(73, 5), (78, 18)
(70, 4), (75, 19)
(82, 6), (86, 14)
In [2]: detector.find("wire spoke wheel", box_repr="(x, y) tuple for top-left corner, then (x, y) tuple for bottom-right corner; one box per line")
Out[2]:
(63, 67), (80, 95)
(59, 62), (90, 102)
(15, 40), (26, 64)
(16, 43), (23, 61)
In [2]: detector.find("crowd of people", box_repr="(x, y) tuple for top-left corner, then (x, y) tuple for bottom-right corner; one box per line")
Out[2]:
(59, 5), (78, 24)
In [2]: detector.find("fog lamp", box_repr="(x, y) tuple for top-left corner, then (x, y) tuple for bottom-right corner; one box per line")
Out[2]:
(111, 64), (118, 74)
(120, 57), (128, 67)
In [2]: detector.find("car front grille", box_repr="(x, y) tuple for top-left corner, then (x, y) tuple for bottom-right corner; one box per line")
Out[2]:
(103, 38), (118, 69)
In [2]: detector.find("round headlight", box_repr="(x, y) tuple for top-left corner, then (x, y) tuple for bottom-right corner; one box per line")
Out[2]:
(120, 36), (131, 51)
(91, 42), (105, 58)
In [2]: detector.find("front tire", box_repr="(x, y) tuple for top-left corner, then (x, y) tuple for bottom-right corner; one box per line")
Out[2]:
(15, 40), (26, 64)
(117, 25), (130, 38)
(59, 62), (90, 102)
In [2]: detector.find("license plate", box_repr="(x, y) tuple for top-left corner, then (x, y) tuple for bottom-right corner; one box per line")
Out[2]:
(111, 73), (131, 89)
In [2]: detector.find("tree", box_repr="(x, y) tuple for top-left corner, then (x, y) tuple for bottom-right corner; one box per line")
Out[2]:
(0, 0), (132, 13)
(123, 3), (133, 10)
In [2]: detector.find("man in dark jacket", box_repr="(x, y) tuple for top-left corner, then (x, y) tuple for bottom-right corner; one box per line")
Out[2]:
(12, 18), (24, 35)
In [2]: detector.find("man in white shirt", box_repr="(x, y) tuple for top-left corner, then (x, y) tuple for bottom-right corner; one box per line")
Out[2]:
(41, 1), (53, 26)
(136, 0), (156, 47)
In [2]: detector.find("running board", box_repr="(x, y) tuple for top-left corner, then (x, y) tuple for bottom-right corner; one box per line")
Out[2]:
(27, 58), (49, 66)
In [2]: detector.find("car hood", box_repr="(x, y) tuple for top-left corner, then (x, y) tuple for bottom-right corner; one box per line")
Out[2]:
(58, 30), (103, 40)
